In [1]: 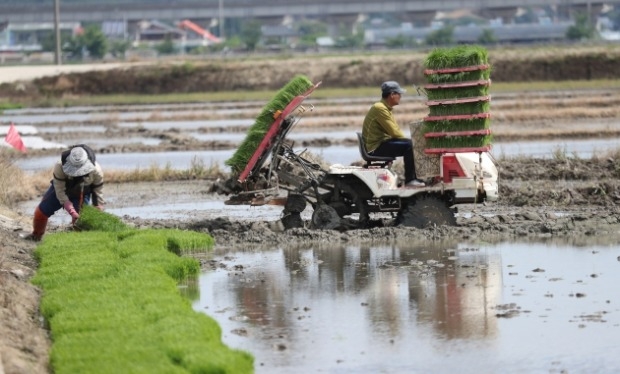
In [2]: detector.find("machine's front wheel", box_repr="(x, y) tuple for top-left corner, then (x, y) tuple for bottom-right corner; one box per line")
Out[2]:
(396, 194), (456, 228)
(311, 204), (341, 230)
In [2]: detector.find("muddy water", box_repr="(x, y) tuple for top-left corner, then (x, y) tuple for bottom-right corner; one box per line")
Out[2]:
(194, 241), (620, 374)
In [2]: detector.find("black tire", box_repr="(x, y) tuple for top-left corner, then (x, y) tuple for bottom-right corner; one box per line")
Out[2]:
(284, 193), (306, 213)
(311, 204), (341, 230)
(396, 194), (456, 228)
(282, 212), (304, 230)
(339, 182), (369, 228)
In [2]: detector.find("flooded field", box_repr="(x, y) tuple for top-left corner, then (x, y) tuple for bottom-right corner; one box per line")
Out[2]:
(5, 88), (620, 374)
(195, 240), (620, 374)
(4, 90), (620, 173)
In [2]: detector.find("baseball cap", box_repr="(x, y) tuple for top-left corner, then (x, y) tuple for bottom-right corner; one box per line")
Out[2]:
(381, 81), (406, 95)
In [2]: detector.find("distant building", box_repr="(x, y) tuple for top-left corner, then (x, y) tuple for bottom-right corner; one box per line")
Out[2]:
(0, 22), (80, 52)
(135, 20), (184, 43)
(364, 22), (574, 46)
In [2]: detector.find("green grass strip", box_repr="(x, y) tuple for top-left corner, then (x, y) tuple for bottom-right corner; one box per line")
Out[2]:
(225, 74), (314, 174)
(32, 207), (252, 374)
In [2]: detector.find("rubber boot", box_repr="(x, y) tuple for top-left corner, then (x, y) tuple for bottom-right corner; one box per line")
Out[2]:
(21, 207), (48, 242)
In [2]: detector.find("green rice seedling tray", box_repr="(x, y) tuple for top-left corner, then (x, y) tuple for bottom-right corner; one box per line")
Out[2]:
(424, 64), (490, 75)
(424, 145), (492, 154)
(426, 95), (490, 107)
(424, 112), (491, 122)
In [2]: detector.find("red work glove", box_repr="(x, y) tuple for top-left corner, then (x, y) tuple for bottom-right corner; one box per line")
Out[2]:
(63, 201), (80, 223)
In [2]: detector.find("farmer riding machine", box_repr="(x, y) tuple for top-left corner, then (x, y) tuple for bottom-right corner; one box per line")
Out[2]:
(222, 47), (498, 229)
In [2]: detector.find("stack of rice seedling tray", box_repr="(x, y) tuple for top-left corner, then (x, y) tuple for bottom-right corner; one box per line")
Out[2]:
(225, 75), (318, 183)
(422, 45), (492, 155)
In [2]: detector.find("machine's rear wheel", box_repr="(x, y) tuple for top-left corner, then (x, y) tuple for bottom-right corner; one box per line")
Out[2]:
(339, 183), (369, 228)
(396, 194), (456, 228)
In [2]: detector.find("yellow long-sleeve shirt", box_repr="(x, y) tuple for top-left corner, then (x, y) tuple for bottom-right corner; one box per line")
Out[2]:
(361, 99), (406, 152)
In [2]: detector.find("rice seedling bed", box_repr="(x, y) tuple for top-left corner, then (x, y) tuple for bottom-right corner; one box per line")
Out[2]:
(32, 206), (253, 374)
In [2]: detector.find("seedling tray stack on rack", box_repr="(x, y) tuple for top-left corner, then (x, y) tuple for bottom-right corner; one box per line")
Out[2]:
(422, 45), (492, 154)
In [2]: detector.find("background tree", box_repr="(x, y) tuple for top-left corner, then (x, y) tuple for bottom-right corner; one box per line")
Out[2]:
(240, 20), (262, 51)
(425, 25), (455, 45)
(109, 39), (131, 59)
(566, 13), (597, 40)
(477, 29), (497, 44)
(155, 34), (175, 55)
(335, 24), (365, 49)
(297, 20), (328, 47)
(81, 25), (108, 59)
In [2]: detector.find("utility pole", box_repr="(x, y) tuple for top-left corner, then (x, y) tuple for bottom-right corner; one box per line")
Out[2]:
(218, 0), (224, 39)
(53, 0), (61, 65)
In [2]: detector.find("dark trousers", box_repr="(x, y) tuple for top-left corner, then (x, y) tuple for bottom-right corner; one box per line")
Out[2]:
(371, 138), (416, 183)
(37, 183), (92, 217)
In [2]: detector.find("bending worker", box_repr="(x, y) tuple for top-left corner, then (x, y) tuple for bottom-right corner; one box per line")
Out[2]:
(22, 144), (104, 241)
(362, 81), (425, 187)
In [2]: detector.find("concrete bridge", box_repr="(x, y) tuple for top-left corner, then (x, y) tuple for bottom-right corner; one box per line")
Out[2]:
(1, 0), (617, 27)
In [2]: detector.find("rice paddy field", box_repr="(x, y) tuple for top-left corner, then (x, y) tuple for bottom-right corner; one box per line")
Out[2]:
(2, 46), (620, 374)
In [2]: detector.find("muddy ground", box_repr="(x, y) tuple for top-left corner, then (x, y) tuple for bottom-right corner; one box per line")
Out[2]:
(3, 158), (620, 373)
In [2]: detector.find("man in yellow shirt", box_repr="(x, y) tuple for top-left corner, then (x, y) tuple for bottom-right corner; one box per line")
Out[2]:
(362, 81), (424, 187)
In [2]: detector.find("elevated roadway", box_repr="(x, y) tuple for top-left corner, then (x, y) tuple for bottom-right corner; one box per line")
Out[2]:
(1, 0), (617, 25)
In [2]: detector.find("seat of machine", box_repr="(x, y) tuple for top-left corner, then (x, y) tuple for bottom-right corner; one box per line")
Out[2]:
(356, 132), (395, 168)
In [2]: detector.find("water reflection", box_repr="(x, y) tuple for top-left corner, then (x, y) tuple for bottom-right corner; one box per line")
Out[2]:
(195, 240), (620, 374)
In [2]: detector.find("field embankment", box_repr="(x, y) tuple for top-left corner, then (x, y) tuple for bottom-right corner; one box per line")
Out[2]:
(1, 45), (619, 101)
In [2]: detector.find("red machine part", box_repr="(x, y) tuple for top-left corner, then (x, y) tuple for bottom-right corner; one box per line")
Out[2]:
(237, 82), (321, 183)
(441, 153), (467, 183)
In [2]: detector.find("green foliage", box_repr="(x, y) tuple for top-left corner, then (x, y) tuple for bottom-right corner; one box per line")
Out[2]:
(334, 25), (365, 49)
(385, 34), (408, 48)
(240, 20), (263, 51)
(62, 25), (108, 60)
(225, 75), (314, 174)
(425, 25), (455, 46)
(82, 25), (108, 59)
(109, 39), (131, 59)
(566, 13), (597, 40)
(40, 30), (73, 53)
(32, 223), (251, 374)
(297, 20), (328, 45)
(155, 34), (176, 55)
(0, 101), (23, 111)
(477, 29), (497, 44)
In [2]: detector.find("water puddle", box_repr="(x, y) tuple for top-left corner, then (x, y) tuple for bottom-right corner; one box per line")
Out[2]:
(194, 241), (620, 374)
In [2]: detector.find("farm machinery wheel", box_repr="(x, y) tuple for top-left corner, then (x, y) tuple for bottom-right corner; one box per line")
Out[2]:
(396, 194), (456, 228)
(339, 183), (369, 228)
(281, 193), (306, 230)
(311, 204), (341, 230)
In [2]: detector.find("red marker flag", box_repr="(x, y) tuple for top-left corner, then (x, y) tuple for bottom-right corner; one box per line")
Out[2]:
(4, 123), (27, 153)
